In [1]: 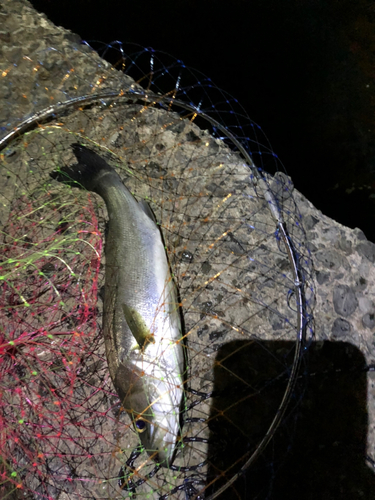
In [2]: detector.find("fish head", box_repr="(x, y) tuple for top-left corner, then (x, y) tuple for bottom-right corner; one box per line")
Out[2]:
(115, 362), (183, 467)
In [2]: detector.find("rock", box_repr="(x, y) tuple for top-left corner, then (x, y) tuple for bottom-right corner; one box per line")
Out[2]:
(356, 241), (375, 263)
(315, 271), (330, 285)
(314, 248), (350, 271)
(363, 312), (375, 329)
(303, 214), (319, 231)
(332, 318), (351, 337)
(333, 285), (358, 317)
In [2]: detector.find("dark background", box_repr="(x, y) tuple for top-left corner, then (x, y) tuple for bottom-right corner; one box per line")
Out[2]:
(29, 0), (375, 242)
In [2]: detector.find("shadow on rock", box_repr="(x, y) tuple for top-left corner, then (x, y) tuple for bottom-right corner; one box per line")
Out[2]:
(206, 340), (375, 499)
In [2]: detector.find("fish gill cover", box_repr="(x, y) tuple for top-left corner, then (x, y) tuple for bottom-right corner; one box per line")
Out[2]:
(0, 41), (314, 499)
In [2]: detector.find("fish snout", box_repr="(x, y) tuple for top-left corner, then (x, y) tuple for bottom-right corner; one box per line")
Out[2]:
(152, 432), (177, 467)
(156, 442), (176, 467)
(147, 410), (180, 466)
(144, 379), (183, 466)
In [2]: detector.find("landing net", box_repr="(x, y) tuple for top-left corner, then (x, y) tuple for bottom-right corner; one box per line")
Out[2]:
(0, 41), (314, 499)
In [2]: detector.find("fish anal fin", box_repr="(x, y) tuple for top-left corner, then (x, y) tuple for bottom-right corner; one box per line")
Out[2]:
(122, 303), (155, 350)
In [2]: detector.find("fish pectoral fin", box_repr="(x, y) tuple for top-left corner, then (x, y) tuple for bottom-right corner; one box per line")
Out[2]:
(122, 303), (155, 350)
(138, 199), (157, 224)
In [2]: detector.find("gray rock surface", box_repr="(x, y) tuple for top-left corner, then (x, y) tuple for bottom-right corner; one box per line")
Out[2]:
(1, 0), (374, 498)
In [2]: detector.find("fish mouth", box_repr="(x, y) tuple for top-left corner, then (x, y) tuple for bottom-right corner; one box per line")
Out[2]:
(147, 419), (179, 467)
(152, 438), (177, 467)
(141, 379), (183, 467)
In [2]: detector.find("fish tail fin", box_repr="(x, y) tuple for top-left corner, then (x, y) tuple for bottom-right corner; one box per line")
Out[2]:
(50, 143), (114, 191)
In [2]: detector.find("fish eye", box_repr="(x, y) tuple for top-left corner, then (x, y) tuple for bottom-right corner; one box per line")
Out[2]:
(135, 419), (147, 433)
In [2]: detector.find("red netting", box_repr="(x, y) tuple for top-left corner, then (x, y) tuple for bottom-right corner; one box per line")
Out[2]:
(0, 190), (107, 498)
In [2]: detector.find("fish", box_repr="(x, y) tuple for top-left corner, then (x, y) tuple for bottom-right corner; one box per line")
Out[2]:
(51, 143), (185, 466)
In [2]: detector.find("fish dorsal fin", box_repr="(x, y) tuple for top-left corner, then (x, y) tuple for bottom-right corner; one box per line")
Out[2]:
(138, 199), (157, 224)
(122, 303), (155, 350)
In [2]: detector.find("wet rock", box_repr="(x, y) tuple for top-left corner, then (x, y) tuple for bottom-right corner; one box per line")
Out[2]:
(354, 274), (367, 292)
(209, 330), (226, 341)
(353, 228), (367, 241)
(268, 172), (294, 205)
(306, 239), (318, 251)
(356, 241), (375, 263)
(180, 250), (193, 263)
(304, 214), (319, 231)
(197, 325), (209, 337)
(201, 301), (213, 313)
(163, 176), (179, 190)
(316, 271), (330, 285)
(185, 130), (201, 143)
(314, 248), (350, 271)
(333, 285), (358, 317)
(362, 312), (375, 329)
(201, 261), (211, 274)
(332, 318), (351, 338)
(224, 240), (244, 255)
(322, 226), (341, 243)
(0, 31), (11, 43)
(206, 182), (227, 198)
(337, 236), (352, 255)
(166, 121), (185, 134)
(358, 297), (373, 313)
(206, 139), (220, 152)
(40, 262), (55, 277)
(200, 301), (213, 320)
(64, 32), (82, 44)
(271, 316), (284, 331)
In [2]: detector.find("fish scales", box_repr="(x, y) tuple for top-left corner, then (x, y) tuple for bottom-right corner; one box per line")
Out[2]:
(51, 143), (185, 466)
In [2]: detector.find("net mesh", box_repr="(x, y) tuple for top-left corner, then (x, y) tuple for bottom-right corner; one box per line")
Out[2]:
(0, 41), (314, 499)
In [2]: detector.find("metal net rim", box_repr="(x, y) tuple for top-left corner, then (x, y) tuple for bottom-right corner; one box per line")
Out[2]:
(0, 89), (310, 500)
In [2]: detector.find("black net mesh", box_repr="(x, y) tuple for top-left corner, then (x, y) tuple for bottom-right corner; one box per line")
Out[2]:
(0, 41), (314, 499)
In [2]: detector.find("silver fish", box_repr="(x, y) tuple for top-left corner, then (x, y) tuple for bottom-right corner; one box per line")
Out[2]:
(52, 143), (185, 466)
